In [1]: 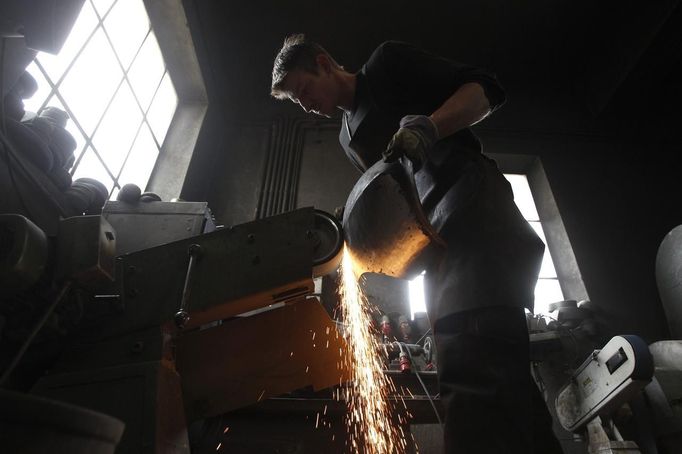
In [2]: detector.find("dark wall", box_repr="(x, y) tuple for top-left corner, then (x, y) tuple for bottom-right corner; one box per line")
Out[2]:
(180, 0), (682, 343)
(482, 132), (681, 342)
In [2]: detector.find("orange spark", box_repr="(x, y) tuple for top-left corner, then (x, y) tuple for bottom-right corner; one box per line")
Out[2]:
(337, 245), (406, 453)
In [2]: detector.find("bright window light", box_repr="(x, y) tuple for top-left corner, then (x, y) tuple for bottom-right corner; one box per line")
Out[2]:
(407, 174), (565, 319)
(24, 0), (178, 197)
(408, 272), (427, 320)
(409, 174), (564, 320)
(504, 174), (564, 315)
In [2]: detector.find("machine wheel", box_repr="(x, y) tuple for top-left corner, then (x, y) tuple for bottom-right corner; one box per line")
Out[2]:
(311, 209), (344, 277)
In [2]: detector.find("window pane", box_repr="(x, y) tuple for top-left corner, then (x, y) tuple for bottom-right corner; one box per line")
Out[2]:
(36, 1), (98, 83)
(147, 72), (177, 145)
(22, 62), (53, 114)
(103, 0), (150, 69)
(72, 147), (115, 193)
(533, 279), (564, 315)
(127, 32), (165, 111)
(529, 222), (558, 278)
(409, 273), (426, 320)
(59, 28), (124, 135)
(92, 0), (117, 18)
(109, 185), (120, 200)
(118, 123), (158, 190)
(505, 174), (539, 221)
(92, 82), (143, 175)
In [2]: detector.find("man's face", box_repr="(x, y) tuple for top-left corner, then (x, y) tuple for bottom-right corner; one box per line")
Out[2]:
(282, 68), (338, 117)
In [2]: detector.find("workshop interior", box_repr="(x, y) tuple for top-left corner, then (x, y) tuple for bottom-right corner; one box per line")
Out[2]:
(1, 0), (681, 453)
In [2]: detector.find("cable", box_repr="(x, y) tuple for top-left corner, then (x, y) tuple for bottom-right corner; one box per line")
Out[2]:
(0, 281), (73, 387)
(399, 341), (444, 430)
(414, 328), (432, 346)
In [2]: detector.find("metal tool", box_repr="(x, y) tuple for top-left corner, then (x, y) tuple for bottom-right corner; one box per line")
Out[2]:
(555, 335), (653, 432)
(174, 243), (202, 330)
(342, 158), (444, 279)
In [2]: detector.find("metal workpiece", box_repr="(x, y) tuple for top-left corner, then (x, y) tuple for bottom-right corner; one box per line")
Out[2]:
(343, 158), (444, 280)
(55, 215), (116, 288)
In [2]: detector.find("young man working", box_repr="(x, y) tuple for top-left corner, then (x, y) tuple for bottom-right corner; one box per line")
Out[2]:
(271, 34), (562, 454)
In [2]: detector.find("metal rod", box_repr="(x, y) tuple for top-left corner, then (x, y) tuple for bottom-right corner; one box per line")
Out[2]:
(174, 243), (202, 329)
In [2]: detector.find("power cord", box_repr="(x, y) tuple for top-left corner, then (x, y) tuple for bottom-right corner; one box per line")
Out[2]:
(398, 341), (444, 430)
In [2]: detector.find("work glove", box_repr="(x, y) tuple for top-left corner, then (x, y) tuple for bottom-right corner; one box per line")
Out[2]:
(382, 115), (439, 170)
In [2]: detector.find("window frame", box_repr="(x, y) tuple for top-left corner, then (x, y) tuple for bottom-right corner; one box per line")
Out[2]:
(491, 153), (590, 311)
(142, 0), (207, 201)
(25, 0), (207, 201)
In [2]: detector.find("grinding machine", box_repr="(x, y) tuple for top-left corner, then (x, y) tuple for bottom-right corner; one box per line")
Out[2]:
(0, 202), (350, 453)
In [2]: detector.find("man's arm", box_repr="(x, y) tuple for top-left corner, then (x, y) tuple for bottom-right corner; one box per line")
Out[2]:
(428, 82), (491, 139)
(383, 82), (494, 167)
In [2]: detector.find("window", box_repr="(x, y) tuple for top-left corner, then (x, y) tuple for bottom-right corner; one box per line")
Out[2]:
(408, 170), (576, 319)
(504, 174), (564, 315)
(22, 0), (179, 199)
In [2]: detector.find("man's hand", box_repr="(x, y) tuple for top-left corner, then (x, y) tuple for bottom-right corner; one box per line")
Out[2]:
(382, 115), (439, 170)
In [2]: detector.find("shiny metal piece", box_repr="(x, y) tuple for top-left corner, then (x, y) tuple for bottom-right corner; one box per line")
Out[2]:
(343, 158), (444, 279)
(0, 214), (48, 293)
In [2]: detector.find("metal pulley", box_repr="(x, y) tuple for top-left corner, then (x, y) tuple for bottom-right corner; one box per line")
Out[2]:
(310, 209), (344, 277)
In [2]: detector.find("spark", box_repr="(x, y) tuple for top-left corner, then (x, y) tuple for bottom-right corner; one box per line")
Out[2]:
(223, 427), (229, 434)
(337, 245), (407, 453)
(216, 442), (222, 451)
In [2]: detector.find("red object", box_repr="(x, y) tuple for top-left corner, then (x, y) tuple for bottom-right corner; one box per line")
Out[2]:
(399, 352), (411, 372)
(380, 315), (391, 336)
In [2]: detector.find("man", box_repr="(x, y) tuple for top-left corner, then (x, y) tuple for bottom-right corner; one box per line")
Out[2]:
(271, 34), (562, 454)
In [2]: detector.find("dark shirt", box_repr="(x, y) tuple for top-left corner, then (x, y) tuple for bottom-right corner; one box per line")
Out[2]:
(340, 41), (544, 318)
(340, 41), (505, 172)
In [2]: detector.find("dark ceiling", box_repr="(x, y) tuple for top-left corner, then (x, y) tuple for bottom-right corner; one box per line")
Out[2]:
(188, 0), (681, 136)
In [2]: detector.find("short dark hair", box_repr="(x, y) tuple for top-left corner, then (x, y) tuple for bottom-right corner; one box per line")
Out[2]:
(270, 34), (340, 99)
